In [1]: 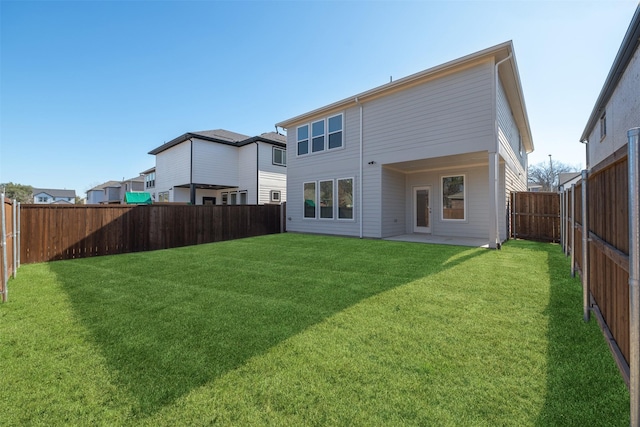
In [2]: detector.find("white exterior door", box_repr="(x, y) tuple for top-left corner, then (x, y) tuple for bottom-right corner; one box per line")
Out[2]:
(413, 186), (431, 233)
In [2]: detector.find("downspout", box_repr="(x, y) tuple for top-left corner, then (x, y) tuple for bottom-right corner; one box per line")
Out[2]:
(189, 138), (196, 205)
(255, 141), (260, 205)
(492, 52), (512, 249)
(355, 97), (363, 238)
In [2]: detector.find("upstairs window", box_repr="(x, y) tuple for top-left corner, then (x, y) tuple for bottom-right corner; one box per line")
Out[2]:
(297, 125), (309, 155)
(328, 114), (343, 149)
(312, 120), (325, 152)
(296, 113), (344, 156)
(600, 111), (607, 140)
(273, 147), (286, 166)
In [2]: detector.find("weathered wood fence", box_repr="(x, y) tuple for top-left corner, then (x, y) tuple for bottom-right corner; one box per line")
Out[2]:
(560, 145), (631, 385)
(19, 203), (286, 265)
(510, 191), (560, 242)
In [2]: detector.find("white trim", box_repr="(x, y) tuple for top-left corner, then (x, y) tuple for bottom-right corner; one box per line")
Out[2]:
(413, 185), (432, 233)
(337, 177), (355, 221)
(441, 174), (467, 222)
(270, 190), (281, 203)
(272, 146), (286, 166)
(303, 181), (317, 219)
(296, 124), (309, 156)
(319, 179), (334, 219)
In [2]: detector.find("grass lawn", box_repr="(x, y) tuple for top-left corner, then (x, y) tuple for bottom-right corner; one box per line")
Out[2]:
(0, 234), (629, 425)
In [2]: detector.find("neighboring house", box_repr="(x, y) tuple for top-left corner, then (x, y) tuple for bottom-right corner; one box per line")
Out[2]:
(275, 41), (533, 249)
(558, 172), (581, 189)
(527, 184), (543, 193)
(580, 5), (639, 169)
(141, 167), (156, 201)
(32, 188), (76, 204)
(86, 177), (144, 204)
(148, 130), (287, 205)
(118, 176), (145, 203)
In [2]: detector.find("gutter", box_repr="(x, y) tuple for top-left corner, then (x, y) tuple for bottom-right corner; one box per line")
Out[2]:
(355, 97), (363, 238)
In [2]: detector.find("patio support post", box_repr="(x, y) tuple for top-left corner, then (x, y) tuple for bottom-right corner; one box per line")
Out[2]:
(570, 183), (576, 277)
(17, 202), (20, 270)
(627, 127), (640, 427)
(488, 152), (499, 249)
(581, 169), (589, 322)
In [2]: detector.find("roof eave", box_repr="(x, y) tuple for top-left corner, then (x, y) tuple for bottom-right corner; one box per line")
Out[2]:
(276, 41), (514, 129)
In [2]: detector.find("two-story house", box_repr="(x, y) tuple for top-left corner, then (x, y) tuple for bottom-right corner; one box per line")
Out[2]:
(141, 167), (156, 201)
(276, 41), (533, 249)
(148, 130), (286, 205)
(580, 5), (639, 169)
(32, 188), (76, 204)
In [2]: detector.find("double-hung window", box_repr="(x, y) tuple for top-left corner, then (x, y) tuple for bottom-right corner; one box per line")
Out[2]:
(304, 182), (316, 218)
(319, 180), (333, 219)
(442, 175), (465, 221)
(297, 125), (309, 155)
(273, 147), (286, 166)
(600, 111), (607, 140)
(337, 178), (353, 219)
(312, 120), (325, 153)
(328, 114), (343, 149)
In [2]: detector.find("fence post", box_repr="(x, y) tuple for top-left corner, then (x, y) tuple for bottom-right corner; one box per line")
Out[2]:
(560, 186), (565, 253)
(16, 202), (20, 270)
(512, 192), (517, 239)
(1, 194), (7, 303)
(12, 199), (17, 278)
(581, 169), (589, 322)
(571, 183), (576, 277)
(627, 127), (640, 427)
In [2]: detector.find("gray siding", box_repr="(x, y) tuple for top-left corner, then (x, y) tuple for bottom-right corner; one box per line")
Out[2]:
(497, 77), (526, 170)
(381, 167), (405, 237)
(404, 165), (489, 239)
(192, 139), (239, 186)
(588, 46), (640, 168)
(238, 144), (257, 203)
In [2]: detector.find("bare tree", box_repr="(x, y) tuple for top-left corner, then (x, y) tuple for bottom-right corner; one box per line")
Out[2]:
(528, 160), (579, 192)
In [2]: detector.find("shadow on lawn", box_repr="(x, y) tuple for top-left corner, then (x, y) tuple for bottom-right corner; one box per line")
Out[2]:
(530, 241), (629, 425)
(48, 235), (486, 417)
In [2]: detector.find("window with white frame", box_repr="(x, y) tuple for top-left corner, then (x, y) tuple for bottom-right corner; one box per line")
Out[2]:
(328, 114), (343, 149)
(297, 113), (343, 156)
(303, 177), (354, 220)
(273, 147), (286, 166)
(338, 178), (353, 219)
(600, 111), (607, 140)
(230, 192), (237, 205)
(240, 191), (247, 205)
(221, 192), (228, 205)
(158, 191), (169, 202)
(297, 125), (309, 155)
(319, 180), (333, 219)
(270, 190), (281, 203)
(442, 175), (465, 221)
(312, 120), (325, 153)
(304, 182), (316, 218)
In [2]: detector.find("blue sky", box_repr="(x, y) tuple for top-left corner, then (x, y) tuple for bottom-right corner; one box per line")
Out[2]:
(1, 0), (638, 194)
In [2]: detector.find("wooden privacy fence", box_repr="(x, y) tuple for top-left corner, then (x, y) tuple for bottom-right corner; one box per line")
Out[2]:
(560, 145), (631, 385)
(510, 191), (560, 242)
(20, 203), (286, 265)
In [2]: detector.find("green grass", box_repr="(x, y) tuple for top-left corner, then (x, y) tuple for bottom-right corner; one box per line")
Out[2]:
(0, 234), (629, 425)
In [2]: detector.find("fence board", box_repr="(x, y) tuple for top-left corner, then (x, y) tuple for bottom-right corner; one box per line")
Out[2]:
(20, 204), (283, 265)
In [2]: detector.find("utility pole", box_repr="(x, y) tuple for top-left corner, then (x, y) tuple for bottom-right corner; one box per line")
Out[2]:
(549, 154), (554, 191)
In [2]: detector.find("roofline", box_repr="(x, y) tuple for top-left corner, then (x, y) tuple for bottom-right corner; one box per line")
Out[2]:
(149, 132), (286, 155)
(275, 40), (533, 153)
(580, 4), (640, 142)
